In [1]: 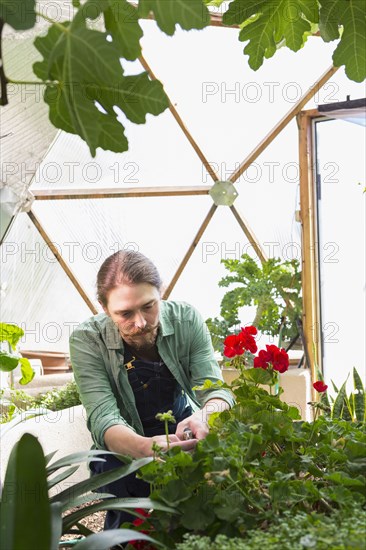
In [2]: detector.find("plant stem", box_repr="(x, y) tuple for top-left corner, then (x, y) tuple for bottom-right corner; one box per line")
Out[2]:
(227, 475), (263, 511)
(304, 408), (319, 451)
(7, 79), (49, 86)
(35, 11), (70, 32)
(164, 419), (169, 450)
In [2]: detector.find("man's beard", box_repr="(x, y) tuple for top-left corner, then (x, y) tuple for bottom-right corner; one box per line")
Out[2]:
(119, 323), (159, 349)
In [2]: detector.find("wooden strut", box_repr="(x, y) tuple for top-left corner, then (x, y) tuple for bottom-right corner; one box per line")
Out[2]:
(230, 205), (268, 264)
(139, 54), (219, 184)
(297, 110), (323, 400)
(27, 210), (98, 314)
(163, 204), (218, 299)
(31, 186), (212, 200)
(138, 55), (220, 297)
(229, 65), (339, 184)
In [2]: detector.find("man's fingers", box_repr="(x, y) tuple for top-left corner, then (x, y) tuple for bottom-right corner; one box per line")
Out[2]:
(170, 439), (198, 451)
(167, 434), (180, 442)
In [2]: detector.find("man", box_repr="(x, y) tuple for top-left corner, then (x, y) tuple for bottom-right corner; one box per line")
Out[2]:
(70, 250), (234, 528)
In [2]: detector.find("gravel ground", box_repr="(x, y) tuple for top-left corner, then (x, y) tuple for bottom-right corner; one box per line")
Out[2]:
(60, 503), (106, 546)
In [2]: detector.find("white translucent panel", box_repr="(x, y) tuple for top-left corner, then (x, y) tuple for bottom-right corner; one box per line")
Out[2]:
(234, 123), (302, 260)
(29, 109), (206, 190)
(169, 205), (250, 320)
(32, 195), (212, 299)
(0, 213), (92, 352)
(316, 119), (366, 389)
(141, 22), (365, 168)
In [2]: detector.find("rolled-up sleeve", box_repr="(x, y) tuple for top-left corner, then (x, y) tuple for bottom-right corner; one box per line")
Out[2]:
(69, 328), (134, 449)
(188, 307), (235, 409)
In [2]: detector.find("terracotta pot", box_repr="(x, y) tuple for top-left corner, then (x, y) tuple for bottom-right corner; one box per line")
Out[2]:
(19, 350), (71, 375)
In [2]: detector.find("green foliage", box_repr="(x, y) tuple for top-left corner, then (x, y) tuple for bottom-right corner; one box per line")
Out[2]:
(175, 504), (366, 549)
(0, 381), (81, 424)
(329, 368), (366, 423)
(138, 0), (211, 35)
(135, 368), (366, 547)
(224, 0), (366, 82)
(0, 433), (168, 549)
(0, 323), (24, 350)
(0, 323), (34, 384)
(1, 1), (365, 153)
(33, 2), (169, 157)
(34, 380), (82, 411)
(0, 433), (52, 549)
(319, 0), (366, 82)
(0, 0), (36, 30)
(224, 0), (319, 70)
(207, 255), (302, 351)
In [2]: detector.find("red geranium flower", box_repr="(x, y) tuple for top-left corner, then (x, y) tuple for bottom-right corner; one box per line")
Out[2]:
(223, 334), (245, 357)
(253, 345), (289, 373)
(313, 380), (328, 393)
(253, 348), (272, 369)
(267, 345), (289, 373)
(239, 326), (258, 354)
(129, 509), (154, 549)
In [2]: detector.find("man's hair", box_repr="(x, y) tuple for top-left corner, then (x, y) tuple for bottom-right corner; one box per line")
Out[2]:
(97, 251), (162, 307)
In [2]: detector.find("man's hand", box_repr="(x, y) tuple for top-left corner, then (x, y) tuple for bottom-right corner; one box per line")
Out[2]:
(175, 414), (209, 441)
(176, 398), (231, 441)
(143, 434), (198, 456)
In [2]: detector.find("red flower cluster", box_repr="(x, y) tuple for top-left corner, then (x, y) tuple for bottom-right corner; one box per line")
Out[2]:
(313, 380), (328, 393)
(223, 326), (258, 357)
(129, 509), (154, 550)
(253, 344), (289, 373)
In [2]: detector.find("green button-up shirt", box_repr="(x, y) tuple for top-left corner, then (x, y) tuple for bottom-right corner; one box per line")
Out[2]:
(69, 300), (234, 449)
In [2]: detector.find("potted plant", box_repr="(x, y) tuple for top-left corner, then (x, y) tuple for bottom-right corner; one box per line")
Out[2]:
(206, 254), (302, 353)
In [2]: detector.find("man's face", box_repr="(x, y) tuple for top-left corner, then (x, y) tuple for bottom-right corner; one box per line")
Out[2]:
(103, 283), (161, 345)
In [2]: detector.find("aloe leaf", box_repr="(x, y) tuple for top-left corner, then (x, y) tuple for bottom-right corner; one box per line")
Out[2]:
(332, 379), (348, 419)
(47, 450), (120, 474)
(45, 449), (59, 465)
(51, 457), (153, 508)
(63, 497), (177, 532)
(353, 367), (365, 422)
(48, 465), (80, 490)
(0, 434), (52, 549)
(73, 528), (162, 549)
(51, 502), (63, 550)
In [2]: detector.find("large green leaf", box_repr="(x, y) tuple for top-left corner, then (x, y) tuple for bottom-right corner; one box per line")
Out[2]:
(47, 449), (129, 474)
(47, 465), (80, 490)
(51, 457), (153, 508)
(331, 2), (366, 82)
(0, 434), (52, 550)
(319, 0), (366, 82)
(84, 0), (143, 60)
(33, 17), (168, 156)
(63, 497), (177, 532)
(0, 351), (18, 372)
(0, 322), (24, 350)
(353, 367), (365, 423)
(332, 379), (348, 419)
(51, 502), (63, 550)
(138, 0), (210, 35)
(18, 356), (35, 384)
(224, 0), (319, 70)
(73, 528), (162, 550)
(0, 0), (36, 30)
